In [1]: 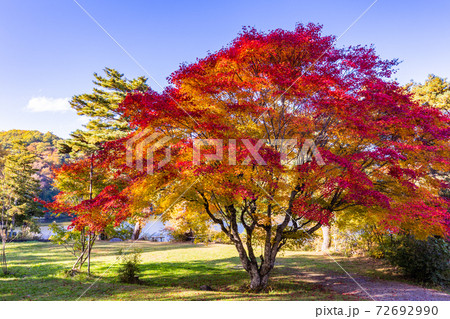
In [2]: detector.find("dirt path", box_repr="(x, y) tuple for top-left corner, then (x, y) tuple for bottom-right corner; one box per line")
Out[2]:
(297, 270), (450, 301)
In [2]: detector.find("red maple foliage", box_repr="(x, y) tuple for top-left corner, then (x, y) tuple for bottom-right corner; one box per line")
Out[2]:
(47, 24), (450, 289)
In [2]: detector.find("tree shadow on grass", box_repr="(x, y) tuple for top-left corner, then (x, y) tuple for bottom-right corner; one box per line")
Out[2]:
(1, 243), (367, 300)
(118, 257), (361, 300)
(92, 241), (205, 256)
(0, 254), (362, 301)
(5, 241), (77, 263)
(138, 259), (247, 289)
(0, 276), (331, 301)
(277, 253), (406, 283)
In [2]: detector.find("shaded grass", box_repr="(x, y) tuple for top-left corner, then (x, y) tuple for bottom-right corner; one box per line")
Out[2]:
(0, 241), (395, 300)
(280, 251), (450, 293)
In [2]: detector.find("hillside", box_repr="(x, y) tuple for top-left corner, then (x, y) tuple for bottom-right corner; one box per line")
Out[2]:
(0, 130), (66, 214)
(0, 130), (60, 149)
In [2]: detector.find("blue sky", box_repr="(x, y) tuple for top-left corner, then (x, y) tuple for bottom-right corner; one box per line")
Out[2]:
(1, 0), (449, 138)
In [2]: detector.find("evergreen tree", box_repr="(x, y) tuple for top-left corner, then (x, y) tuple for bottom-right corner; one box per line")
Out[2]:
(69, 67), (149, 142)
(0, 144), (41, 274)
(407, 74), (450, 114)
(54, 68), (149, 274)
(408, 75), (450, 219)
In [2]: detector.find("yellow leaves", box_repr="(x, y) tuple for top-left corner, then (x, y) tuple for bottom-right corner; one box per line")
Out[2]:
(252, 212), (271, 226)
(408, 75), (450, 113)
(163, 201), (213, 243)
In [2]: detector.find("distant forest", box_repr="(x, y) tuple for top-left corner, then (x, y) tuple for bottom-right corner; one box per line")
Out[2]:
(0, 130), (69, 221)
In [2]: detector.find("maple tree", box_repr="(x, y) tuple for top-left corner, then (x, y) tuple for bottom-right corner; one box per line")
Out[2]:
(80, 24), (448, 290)
(163, 203), (214, 242)
(44, 156), (129, 273)
(67, 68), (150, 241)
(42, 69), (149, 274)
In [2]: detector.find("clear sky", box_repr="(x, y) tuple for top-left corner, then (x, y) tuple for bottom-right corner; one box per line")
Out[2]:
(1, 0), (449, 138)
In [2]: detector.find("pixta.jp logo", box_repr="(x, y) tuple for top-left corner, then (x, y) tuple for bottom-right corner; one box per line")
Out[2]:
(126, 128), (172, 175)
(126, 131), (324, 175)
(193, 139), (324, 166)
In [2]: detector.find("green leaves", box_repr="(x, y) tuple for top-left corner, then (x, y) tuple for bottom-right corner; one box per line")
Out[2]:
(70, 67), (149, 141)
(0, 143), (42, 231)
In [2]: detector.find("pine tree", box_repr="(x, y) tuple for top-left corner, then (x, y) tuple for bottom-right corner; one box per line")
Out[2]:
(70, 67), (149, 142)
(53, 68), (149, 275)
(0, 143), (41, 274)
(407, 74), (450, 114)
(408, 75), (450, 216)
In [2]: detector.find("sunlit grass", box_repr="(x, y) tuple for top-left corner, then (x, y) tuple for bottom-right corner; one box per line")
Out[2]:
(0, 241), (382, 301)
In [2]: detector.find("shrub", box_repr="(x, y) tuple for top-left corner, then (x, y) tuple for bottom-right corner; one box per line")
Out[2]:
(384, 235), (450, 286)
(117, 248), (143, 284)
(165, 227), (194, 242)
(103, 223), (133, 240)
(48, 222), (85, 256)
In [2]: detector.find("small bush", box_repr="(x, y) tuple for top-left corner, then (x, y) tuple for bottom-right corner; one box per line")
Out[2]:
(166, 228), (194, 242)
(48, 222), (85, 255)
(117, 248), (143, 284)
(103, 223), (134, 241)
(384, 236), (450, 286)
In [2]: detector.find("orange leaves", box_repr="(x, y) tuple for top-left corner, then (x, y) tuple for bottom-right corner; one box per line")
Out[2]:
(48, 23), (450, 242)
(119, 24), (448, 238)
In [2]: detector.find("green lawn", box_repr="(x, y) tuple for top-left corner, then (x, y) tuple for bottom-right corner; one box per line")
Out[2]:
(0, 241), (400, 301)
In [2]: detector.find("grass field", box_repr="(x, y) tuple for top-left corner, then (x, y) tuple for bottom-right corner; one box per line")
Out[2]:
(0, 241), (407, 301)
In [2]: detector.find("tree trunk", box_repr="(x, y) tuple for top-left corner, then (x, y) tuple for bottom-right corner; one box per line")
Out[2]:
(0, 208), (7, 275)
(80, 228), (86, 255)
(233, 227), (279, 292)
(1, 229), (7, 275)
(249, 267), (270, 291)
(132, 220), (142, 241)
(321, 225), (331, 252)
(201, 198), (295, 292)
(87, 233), (91, 275)
(71, 244), (88, 271)
(86, 154), (94, 275)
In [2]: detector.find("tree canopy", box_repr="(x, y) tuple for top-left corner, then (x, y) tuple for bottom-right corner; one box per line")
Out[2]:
(0, 143), (42, 274)
(407, 74), (450, 114)
(43, 68), (150, 273)
(0, 130), (63, 205)
(45, 24), (450, 290)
